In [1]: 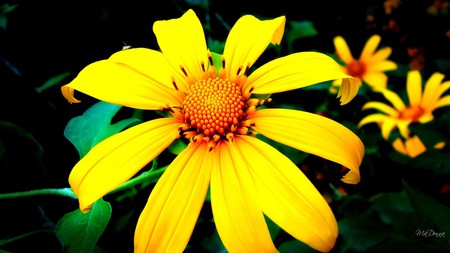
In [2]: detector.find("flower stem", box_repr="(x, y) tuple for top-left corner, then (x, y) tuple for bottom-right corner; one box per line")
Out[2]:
(0, 188), (77, 200)
(111, 165), (167, 194)
(0, 162), (166, 200)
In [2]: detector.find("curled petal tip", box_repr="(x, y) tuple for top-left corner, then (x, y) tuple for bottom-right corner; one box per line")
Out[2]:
(337, 77), (361, 105)
(61, 86), (81, 104)
(340, 169), (361, 184)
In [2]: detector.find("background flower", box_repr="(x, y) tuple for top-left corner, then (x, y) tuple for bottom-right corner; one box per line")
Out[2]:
(358, 70), (450, 140)
(333, 34), (397, 92)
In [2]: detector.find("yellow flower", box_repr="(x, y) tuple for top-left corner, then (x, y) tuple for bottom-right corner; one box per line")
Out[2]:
(333, 34), (397, 91)
(359, 70), (450, 140)
(62, 9), (364, 253)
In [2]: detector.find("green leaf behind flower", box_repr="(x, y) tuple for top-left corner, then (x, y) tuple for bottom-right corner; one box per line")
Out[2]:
(35, 72), (71, 93)
(56, 199), (112, 253)
(64, 101), (141, 158)
(338, 184), (450, 252)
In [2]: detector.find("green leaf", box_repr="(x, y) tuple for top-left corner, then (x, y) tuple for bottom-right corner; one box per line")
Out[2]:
(285, 20), (318, 52)
(56, 199), (111, 253)
(403, 181), (450, 249)
(264, 215), (281, 241)
(339, 210), (391, 252)
(339, 187), (450, 252)
(167, 139), (187, 155)
(278, 240), (316, 253)
(35, 72), (71, 93)
(0, 120), (44, 169)
(64, 101), (141, 158)
(0, 4), (18, 30)
(371, 191), (415, 226)
(287, 20), (318, 40)
(0, 15), (7, 30)
(207, 38), (225, 56)
(210, 52), (222, 76)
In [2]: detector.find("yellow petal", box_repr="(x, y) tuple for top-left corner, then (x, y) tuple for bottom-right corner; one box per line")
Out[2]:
(433, 81), (450, 105)
(210, 141), (277, 253)
(434, 141), (446, 149)
(397, 120), (411, 138)
(135, 142), (212, 252)
(337, 77), (362, 105)
(234, 135), (338, 252)
(382, 89), (406, 111)
(370, 47), (393, 62)
(418, 112), (434, 123)
(405, 135), (426, 158)
(249, 109), (363, 184)
(65, 60), (181, 110)
(360, 35), (381, 61)
(393, 136), (426, 158)
(406, 70), (423, 106)
(368, 60), (397, 72)
(435, 95), (450, 110)
(421, 72), (445, 107)
(333, 36), (355, 64)
(363, 72), (388, 91)
(392, 138), (408, 156)
(61, 86), (81, 103)
(358, 113), (398, 140)
(358, 113), (397, 140)
(380, 118), (399, 140)
(108, 48), (176, 90)
(223, 14), (285, 82)
(246, 52), (360, 104)
(69, 118), (181, 212)
(358, 113), (389, 128)
(362, 102), (399, 117)
(153, 9), (209, 89)
(424, 81), (450, 111)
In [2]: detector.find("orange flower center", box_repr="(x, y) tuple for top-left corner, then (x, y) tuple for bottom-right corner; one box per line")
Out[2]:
(182, 77), (246, 137)
(399, 105), (424, 122)
(176, 75), (267, 150)
(346, 61), (367, 78)
(169, 55), (269, 151)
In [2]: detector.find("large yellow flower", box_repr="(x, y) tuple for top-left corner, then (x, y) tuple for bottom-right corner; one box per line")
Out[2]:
(62, 9), (364, 253)
(333, 34), (397, 91)
(359, 70), (450, 140)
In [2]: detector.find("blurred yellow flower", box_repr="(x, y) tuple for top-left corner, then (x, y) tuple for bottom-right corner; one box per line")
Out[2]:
(62, 9), (364, 253)
(333, 34), (397, 92)
(359, 70), (450, 140)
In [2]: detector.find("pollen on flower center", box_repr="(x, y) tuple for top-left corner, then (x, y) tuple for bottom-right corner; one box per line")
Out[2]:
(178, 76), (263, 150)
(183, 76), (246, 136)
(347, 61), (367, 78)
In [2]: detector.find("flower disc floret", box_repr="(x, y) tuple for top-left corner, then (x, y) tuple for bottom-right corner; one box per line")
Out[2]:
(182, 76), (246, 137)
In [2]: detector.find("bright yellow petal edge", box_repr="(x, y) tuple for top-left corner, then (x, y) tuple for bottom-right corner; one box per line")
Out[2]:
(70, 118), (181, 212)
(246, 52), (361, 105)
(249, 109), (364, 184)
(135, 142), (212, 252)
(61, 86), (81, 103)
(337, 77), (362, 105)
(235, 136), (338, 252)
(211, 140), (277, 252)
